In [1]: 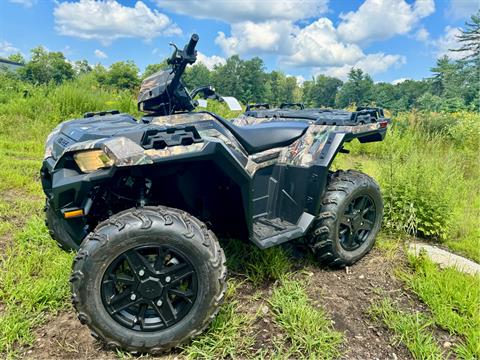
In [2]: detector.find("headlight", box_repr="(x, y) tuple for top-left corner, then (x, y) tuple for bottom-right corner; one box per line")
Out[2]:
(74, 150), (114, 173)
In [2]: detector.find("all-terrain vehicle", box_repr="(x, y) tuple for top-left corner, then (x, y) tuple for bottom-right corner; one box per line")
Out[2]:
(41, 34), (389, 353)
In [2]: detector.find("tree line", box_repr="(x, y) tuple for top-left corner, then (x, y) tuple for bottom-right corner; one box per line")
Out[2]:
(3, 11), (479, 113)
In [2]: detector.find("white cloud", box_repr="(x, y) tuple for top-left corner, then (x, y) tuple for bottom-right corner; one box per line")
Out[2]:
(94, 49), (108, 59)
(392, 77), (411, 85)
(214, 14), (406, 79)
(54, 0), (181, 46)
(415, 27), (430, 42)
(356, 53), (406, 74)
(216, 20), (294, 56)
(0, 41), (20, 58)
(413, 0), (436, 17)
(318, 53), (406, 80)
(433, 26), (471, 60)
(157, 0), (328, 23)
(447, 0), (480, 20)
(196, 52), (226, 70)
(8, 0), (36, 7)
(280, 18), (365, 67)
(337, 0), (435, 44)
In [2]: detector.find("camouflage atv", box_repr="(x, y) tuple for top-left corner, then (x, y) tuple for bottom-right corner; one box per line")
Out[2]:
(41, 34), (389, 353)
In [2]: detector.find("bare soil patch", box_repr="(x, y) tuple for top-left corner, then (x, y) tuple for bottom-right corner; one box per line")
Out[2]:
(22, 312), (117, 360)
(303, 248), (414, 360)
(23, 310), (178, 360)
(236, 282), (285, 356)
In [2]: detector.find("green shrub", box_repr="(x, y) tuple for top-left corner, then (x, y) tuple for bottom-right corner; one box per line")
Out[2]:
(344, 113), (479, 245)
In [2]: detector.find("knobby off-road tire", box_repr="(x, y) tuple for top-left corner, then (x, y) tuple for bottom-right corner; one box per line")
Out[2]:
(309, 170), (383, 267)
(70, 206), (227, 354)
(45, 199), (79, 252)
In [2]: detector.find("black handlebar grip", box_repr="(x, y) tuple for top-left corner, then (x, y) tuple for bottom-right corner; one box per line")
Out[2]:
(185, 34), (199, 56)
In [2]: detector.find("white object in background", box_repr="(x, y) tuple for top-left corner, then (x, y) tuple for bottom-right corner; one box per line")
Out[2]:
(197, 99), (208, 108)
(221, 96), (242, 111)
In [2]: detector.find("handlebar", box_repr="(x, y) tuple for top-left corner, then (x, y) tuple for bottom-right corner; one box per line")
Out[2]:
(185, 34), (199, 57)
(165, 34), (200, 112)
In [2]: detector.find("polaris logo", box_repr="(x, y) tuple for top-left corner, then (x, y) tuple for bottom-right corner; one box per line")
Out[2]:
(57, 136), (69, 147)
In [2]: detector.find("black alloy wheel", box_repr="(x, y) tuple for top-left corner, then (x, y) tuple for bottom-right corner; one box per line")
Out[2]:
(70, 206), (227, 353)
(101, 245), (197, 331)
(338, 195), (376, 251)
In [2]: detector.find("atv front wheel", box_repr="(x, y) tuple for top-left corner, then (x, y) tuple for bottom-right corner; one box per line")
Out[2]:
(70, 206), (227, 353)
(309, 170), (383, 267)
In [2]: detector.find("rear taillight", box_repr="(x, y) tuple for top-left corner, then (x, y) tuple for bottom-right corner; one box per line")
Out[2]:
(379, 121), (388, 128)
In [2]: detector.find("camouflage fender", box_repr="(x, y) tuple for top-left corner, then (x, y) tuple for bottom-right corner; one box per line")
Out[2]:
(244, 122), (384, 174)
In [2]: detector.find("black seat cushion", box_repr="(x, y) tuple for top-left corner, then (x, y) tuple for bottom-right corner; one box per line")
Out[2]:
(227, 121), (309, 154)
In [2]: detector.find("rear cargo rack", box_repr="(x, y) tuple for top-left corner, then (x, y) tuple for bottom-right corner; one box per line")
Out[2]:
(245, 103), (270, 111)
(244, 106), (387, 126)
(280, 102), (304, 110)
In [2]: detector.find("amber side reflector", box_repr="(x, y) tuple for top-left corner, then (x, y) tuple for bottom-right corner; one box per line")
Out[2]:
(64, 209), (84, 218)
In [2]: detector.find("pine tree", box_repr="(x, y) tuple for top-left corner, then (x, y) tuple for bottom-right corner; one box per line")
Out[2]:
(452, 10), (480, 63)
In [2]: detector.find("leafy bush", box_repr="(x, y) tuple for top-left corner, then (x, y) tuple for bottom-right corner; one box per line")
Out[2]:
(342, 112), (479, 247)
(380, 142), (454, 240)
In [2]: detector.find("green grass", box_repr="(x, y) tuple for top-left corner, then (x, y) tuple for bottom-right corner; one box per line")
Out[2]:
(268, 278), (344, 359)
(370, 298), (444, 359)
(0, 217), (73, 354)
(182, 281), (255, 359)
(401, 254), (480, 359)
(370, 243), (480, 360)
(223, 239), (293, 285)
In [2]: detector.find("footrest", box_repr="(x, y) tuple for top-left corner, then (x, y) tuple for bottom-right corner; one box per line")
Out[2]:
(251, 213), (314, 249)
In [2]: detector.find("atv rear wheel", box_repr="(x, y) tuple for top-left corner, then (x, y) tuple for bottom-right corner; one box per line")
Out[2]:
(70, 206), (227, 354)
(309, 170), (383, 267)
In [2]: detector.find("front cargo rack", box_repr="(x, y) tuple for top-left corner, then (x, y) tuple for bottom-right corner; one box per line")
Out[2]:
(141, 125), (203, 150)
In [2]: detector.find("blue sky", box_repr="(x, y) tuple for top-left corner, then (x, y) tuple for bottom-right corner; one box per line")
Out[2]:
(0, 0), (478, 83)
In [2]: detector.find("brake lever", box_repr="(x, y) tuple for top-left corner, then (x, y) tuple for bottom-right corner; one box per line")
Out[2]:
(167, 43), (179, 65)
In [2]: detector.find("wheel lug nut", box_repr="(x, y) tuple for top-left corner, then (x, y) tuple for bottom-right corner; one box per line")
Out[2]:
(157, 300), (163, 306)
(165, 276), (171, 283)
(138, 269), (145, 277)
(130, 293), (136, 301)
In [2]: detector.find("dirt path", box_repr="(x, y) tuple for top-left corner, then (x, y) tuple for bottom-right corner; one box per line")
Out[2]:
(304, 248), (412, 360)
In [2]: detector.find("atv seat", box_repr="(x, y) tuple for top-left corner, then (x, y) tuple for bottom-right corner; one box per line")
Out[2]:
(227, 121), (309, 154)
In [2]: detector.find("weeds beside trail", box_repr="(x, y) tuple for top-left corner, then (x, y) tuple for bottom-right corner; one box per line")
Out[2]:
(0, 75), (479, 358)
(402, 255), (480, 359)
(269, 278), (344, 359)
(370, 298), (444, 359)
